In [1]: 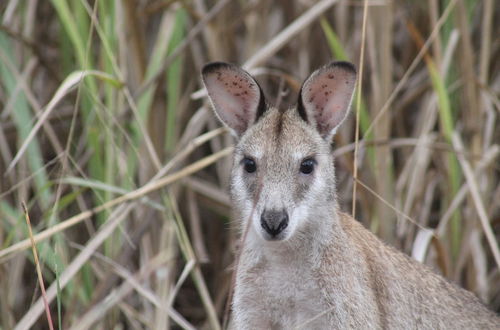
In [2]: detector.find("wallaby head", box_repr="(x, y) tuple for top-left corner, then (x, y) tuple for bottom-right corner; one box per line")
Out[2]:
(202, 62), (356, 243)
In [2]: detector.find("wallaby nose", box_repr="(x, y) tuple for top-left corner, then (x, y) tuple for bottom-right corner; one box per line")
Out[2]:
(260, 209), (289, 237)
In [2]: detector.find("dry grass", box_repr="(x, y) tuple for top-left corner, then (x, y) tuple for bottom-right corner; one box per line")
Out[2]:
(0, 0), (499, 329)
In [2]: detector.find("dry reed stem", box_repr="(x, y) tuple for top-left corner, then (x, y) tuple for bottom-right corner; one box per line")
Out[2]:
(184, 177), (230, 206)
(80, 0), (164, 171)
(242, 0), (339, 70)
(479, 0), (493, 84)
(451, 133), (500, 268)
(15, 204), (135, 330)
(153, 127), (226, 180)
(0, 56), (65, 163)
(364, 0), (458, 137)
(22, 202), (54, 330)
(351, 0), (369, 217)
(137, 0), (232, 98)
(333, 138), (457, 157)
(6, 70), (119, 174)
(0, 147), (233, 261)
(70, 252), (195, 330)
(187, 188), (210, 262)
(77, 263), (195, 330)
(166, 192), (221, 330)
(355, 178), (429, 234)
(437, 145), (500, 236)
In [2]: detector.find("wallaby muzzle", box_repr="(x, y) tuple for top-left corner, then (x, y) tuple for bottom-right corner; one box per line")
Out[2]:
(260, 209), (289, 239)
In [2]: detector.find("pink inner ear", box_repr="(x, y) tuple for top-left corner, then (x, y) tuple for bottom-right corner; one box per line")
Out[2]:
(301, 65), (356, 137)
(203, 66), (261, 135)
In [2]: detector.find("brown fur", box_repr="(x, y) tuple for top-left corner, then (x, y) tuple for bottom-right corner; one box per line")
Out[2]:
(311, 212), (500, 329)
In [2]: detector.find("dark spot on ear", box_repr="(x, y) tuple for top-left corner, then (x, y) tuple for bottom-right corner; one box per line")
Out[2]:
(235, 93), (240, 96)
(328, 74), (335, 79)
(345, 80), (349, 84)
(233, 82), (237, 86)
(225, 83), (228, 86)
(233, 112), (247, 133)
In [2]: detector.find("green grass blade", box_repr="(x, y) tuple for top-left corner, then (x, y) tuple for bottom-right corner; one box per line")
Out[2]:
(320, 18), (374, 163)
(0, 33), (52, 208)
(427, 60), (462, 256)
(165, 9), (187, 151)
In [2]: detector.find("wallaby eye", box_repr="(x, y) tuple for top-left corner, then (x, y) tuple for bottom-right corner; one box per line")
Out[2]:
(300, 158), (316, 174)
(243, 157), (257, 173)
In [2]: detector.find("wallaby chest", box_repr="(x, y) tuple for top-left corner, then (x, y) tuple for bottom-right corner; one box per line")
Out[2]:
(234, 249), (330, 329)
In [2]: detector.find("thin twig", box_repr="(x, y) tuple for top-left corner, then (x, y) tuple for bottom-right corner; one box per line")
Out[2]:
(354, 179), (430, 233)
(242, 0), (339, 70)
(22, 202), (55, 330)
(364, 0), (458, 137)
(352, 0), (369, 217)
(135, 0), (232, 98)
(0, 147), (233, 261)
(437, 145), (499, 236)
(15, 204), (135, 330)
(451, 133), (500, 269)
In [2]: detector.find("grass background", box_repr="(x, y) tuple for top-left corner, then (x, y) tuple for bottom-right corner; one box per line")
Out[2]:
(0, 0), (499, 329)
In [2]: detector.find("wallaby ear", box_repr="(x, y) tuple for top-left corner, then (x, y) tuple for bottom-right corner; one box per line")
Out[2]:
(202, 62), (266, 137)
(297, 61), (357, 140)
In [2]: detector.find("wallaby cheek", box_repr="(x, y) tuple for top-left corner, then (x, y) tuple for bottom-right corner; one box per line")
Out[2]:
(243, 178), (258, 203)
(230, 175), (247, 211)
(230, 173), (262, 227)
(293, 180), (312, 202)
(289, 202), (311, 233)
(325, 169), (338, 201)
(309, 169), (332, 203)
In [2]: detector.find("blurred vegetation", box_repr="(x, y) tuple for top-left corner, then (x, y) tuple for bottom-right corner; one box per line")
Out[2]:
(0, 0), (499, 329)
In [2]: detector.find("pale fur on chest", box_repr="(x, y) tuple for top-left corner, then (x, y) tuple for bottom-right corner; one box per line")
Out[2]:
(233, 240), (331, 329)
(231, 213), (381, 330)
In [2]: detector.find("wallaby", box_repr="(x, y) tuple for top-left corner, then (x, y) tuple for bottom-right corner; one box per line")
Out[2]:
(202, 61), (499, 329)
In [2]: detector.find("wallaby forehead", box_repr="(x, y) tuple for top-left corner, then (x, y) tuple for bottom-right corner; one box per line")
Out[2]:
(237, 108), (324, 159)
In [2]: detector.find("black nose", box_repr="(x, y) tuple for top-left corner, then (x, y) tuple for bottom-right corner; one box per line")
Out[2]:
(260, 209), (288, 237)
